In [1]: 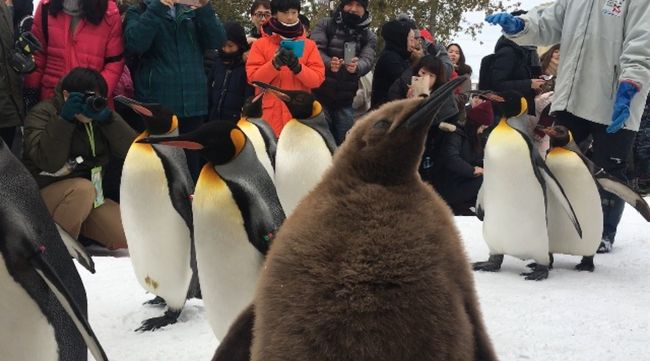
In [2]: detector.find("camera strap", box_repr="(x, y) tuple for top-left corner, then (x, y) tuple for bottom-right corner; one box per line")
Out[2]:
(83, 123), (105, 208)
(83, 123), (96, 157)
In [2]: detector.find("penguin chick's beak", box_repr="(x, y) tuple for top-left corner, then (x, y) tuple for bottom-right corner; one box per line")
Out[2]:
(114, 95), (155, 117)
(136, 135), (204, 150)
(400, 75), (469, 130)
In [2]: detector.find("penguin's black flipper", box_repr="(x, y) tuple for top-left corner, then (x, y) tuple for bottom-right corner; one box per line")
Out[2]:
(594, 171), (650, 221)
(55, 224), (95, 273)
(30, 251), (108, 361)
(211, 304), (254, 361)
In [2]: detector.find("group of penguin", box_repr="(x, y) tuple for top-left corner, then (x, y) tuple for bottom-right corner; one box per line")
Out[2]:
(2, 75), (649, 361)
(473, 91), (650, 280)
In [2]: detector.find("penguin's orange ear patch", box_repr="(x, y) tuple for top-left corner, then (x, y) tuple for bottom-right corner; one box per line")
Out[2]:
(159, 141), (204, 150)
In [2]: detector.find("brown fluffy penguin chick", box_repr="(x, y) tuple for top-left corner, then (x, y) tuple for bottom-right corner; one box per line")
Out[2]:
(251, 95), (498, 361)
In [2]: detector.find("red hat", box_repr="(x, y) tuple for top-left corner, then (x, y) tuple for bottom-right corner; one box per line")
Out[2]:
(419, 28), (434, 43)
(466, 101), (494, 126)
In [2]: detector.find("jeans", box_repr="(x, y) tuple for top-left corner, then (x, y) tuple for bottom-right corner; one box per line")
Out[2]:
(324, 105), (354, 146)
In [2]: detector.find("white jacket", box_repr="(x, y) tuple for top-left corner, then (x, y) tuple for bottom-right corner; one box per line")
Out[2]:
(508, 0), (650, 131)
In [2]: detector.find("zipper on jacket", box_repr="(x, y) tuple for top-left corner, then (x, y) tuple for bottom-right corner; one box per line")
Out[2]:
(216, 69), (232, 118)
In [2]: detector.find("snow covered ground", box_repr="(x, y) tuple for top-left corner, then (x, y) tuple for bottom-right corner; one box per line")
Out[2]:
(80, 201), (650, 361)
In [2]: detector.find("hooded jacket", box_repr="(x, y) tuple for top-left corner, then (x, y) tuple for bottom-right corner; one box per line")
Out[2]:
(246, 25), (325, 136)
(0, 1), (24, 128)
(490, 36), (540, 116)
(23, 83), (136, 188)
(311, 10), (377, 109)
(25, 0), (125, 102)
(509, 0), (650, 131)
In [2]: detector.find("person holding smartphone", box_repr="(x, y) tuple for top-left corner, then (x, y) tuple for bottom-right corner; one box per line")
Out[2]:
(123, 0), (225, 181)
(246, 0), (325, 136)
(311, 0), (377, 145)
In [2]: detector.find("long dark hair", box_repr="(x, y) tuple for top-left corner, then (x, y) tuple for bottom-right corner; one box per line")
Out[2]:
(49, 0), (108, 25)
(446, 43), (472, 76)
(540, 43), (560, 74)
(413, 55), (448, 90)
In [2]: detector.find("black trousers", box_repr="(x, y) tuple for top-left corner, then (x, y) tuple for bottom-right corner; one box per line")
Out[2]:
(555, 111), (637, 239)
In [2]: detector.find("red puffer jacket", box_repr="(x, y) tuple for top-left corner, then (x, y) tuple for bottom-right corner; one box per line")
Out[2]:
(25, 0), (124, 101)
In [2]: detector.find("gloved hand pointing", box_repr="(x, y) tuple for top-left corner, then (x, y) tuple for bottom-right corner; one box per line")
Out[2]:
(608, 81), (639, 133)
(485, 12), (525, 35)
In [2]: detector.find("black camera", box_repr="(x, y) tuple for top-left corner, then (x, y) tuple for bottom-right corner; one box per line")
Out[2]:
(83, 92), (108, 112)
(9, 31), (42, 74)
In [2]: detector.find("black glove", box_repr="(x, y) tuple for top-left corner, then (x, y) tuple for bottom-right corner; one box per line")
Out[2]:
(272, 48), (289, 70)
(283, 49), (302, 74)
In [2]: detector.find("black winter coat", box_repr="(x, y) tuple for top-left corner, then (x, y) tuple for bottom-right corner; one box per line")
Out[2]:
(311, 15), (377, 109)
(207, 57), (253, 122)
(371, 47), (411, 109)
(490, 36), (541, 116)
(434, 126), (483, 200)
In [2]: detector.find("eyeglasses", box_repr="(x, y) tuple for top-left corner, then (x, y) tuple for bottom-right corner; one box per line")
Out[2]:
(254, 12), (272, 18)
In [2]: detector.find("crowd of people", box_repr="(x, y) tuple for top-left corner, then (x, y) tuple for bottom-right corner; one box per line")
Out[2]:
(1, 0), (649, 254)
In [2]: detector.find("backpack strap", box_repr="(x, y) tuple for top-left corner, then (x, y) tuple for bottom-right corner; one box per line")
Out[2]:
(41, 2), (49, 45)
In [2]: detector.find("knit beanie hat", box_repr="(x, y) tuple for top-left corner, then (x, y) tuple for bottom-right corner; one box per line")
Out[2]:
(339, 0), (368, 10)
(224, 22), (249, 52)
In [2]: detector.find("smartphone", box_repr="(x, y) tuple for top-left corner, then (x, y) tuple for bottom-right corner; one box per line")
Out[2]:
(344, 42), (356, 64)
(280, 39), (305, 58)
(410, 75), (431, 97)
(541, 74), (555, 81)
(175, 0), (200, 5)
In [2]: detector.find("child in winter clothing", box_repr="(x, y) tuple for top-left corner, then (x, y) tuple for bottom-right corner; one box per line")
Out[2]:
(208, 22), (254, 123)
(246, 0), (325, 136)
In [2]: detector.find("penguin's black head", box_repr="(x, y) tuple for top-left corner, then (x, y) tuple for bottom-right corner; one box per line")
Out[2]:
(114, 95), (177, 135)
(137, 121), (246, 165)
(335, 77), (465, 185)
(486, 90), (527, 120)
(252, 81), (315, 119)
(242, 93), (264, 119)
(543, 125), (572, 148)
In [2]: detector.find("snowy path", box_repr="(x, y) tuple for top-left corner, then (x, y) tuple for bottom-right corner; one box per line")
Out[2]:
(80, 203), (650, 361)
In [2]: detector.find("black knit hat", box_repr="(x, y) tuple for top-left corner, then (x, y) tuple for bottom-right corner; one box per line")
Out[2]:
(224, 22), (249, 52)
(340, 0), (368, 10)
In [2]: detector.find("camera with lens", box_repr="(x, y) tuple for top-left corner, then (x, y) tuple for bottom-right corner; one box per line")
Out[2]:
(83, 91), (108, 112)
(8, 31), (42, 74)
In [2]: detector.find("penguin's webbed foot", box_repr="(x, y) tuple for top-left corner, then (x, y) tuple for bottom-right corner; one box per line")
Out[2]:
(575, 256), (595, 272)
(520, 265), (549, 281)
(135, 309), (181, 332)
(526, 253), (554, 270)
(143, 296), (167, 307)
(472, 255), (504, 272)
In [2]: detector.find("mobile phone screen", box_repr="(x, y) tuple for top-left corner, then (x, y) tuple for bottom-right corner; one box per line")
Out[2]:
(280, 40), (305, 58)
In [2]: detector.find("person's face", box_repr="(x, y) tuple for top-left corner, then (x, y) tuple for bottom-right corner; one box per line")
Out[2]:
(407, 29), (418, 51)
(251, 5), (271, 27)
(222, 40), (239, 54)
(418, 68), (437, 89)
(342, 1), (365, 17)
(275, 9), (299, 25)
(447, 45), (460, 65)
(551, 48), (560, 62)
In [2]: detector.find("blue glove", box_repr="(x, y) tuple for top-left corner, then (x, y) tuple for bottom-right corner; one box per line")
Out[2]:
(82, 104), (112, 124)
(60, 92), (85, 122)
(485, 13), (525, 35)
(608, 81), (639, 133)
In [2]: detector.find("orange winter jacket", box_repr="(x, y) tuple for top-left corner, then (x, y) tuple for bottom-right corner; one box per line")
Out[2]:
(246, 31), (325, 136)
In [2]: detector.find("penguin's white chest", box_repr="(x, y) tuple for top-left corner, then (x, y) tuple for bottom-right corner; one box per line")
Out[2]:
(482, 125), (549, 263)
(193, 167), (263, 339)
(238, 121), (275, 181)
(120, 144), (192, 310)
(276, 121), (332, 216)
(0, 254), (59, 361)
(546, 150), (602, 256)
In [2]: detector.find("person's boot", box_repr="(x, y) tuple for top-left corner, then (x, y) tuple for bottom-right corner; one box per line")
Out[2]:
(598, 191), (625, 253)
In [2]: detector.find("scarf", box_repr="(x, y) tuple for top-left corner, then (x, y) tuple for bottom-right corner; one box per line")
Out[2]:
(63, 0), (82, 16)
(263, 17), (303, 39)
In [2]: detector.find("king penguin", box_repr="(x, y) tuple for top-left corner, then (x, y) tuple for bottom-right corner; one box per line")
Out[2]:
(473, 91), (582, 280)
(233, 77), (498, 361)
(116, 96), (198, 331)
(542, 125), (650, 271)
(253, 81), (337, 216)
(138, 120), (286, 340)
(0, 139), (108, 361)
(234, 93), (277, 180)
